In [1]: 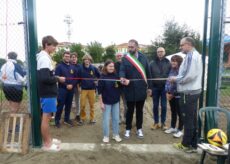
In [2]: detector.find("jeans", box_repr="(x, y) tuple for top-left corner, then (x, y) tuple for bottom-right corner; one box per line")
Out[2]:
(55, 88), (74, 123)
(126, 100), (145, 130)
(180, 93), (200, 148)
(169, 97), (183, 131)
(103, 102), (120, 137)
(152, 87), (167, 124)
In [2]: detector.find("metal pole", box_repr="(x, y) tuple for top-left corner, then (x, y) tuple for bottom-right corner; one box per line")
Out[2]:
(206, 0), (224, 106)
(199, 0), (209, 108)
(25, 0), (42, 147)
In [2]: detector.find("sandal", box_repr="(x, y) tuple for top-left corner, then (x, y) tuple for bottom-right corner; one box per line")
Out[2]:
(52, 138), (61, 145)
(42, 143), (61, 152)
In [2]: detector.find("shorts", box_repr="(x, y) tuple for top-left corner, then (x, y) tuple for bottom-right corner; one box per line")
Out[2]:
(40, 98), (57, 113)
(3, 85), (23, 102)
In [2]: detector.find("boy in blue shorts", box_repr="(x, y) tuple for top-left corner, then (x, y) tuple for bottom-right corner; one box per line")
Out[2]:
(37, 36), (65, 151)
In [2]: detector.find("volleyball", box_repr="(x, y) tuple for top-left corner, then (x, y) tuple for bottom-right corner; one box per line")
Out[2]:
(207, 129), (228, 147)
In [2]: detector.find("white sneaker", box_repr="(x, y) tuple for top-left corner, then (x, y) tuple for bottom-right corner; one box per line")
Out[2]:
(102, 136), (109, 143)
(124, 130), (130, 139)
(173, 131), (183, 138)
(165, 128), (177, 134)
(112, 135), (122, 142)
(136, 129), (144, 139)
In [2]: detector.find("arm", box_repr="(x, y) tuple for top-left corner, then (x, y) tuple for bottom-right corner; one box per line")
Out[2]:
(97, 78), (104, 111)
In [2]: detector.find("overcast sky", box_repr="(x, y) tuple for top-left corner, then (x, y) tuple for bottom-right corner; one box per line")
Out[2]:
(36, 0), (205, 46)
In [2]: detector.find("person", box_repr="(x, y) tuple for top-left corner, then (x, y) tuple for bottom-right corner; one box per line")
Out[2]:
(78, 54), (100, 124)
(149, 47), (171, 130)
(55, 51), (78, 128)
(169, 37), (203, 153)
(0, 52), (26, 113)
(164, 55), (184, 138)
(70, 52), (82, 125)
(98, 60), (122, 143)
(120, 39), (152, 139)
(115, 52), (127, 124)
(36, 35), (65, 151)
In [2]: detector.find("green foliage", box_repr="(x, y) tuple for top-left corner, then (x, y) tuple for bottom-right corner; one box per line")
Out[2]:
(17, 59), (24, 66)
(52, 48), (65, 64)
(86, 41), (104, 63)
(103, 45), (116, 62)
(146, 19), (202, 59)
(0, 58), (6, 68)
(69, 43), (85, 63)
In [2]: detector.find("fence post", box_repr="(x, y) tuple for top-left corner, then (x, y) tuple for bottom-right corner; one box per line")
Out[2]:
(206, 0), (224, 106)
(25, 0), (42, 147)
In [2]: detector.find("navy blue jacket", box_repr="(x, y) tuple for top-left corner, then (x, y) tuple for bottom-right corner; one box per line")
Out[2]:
(78, 64), (100, 89)
(119, 52), (151, 102)
(98, 73), (120, 104)
(55, 62), (78, 89)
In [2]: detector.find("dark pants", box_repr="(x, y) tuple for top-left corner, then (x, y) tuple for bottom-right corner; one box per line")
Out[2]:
(169, 97), (183, 131)
(180, 93), (200, 148)
(126, 100), (145, 130)
(55, 88), (74, 123)
(152, 87), (167, 124)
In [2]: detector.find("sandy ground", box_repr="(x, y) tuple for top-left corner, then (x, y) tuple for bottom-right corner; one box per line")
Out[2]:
(0, 97), (219, 164)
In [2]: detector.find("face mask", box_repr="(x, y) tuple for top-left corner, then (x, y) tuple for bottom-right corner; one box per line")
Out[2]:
(129, 50), (136, 55)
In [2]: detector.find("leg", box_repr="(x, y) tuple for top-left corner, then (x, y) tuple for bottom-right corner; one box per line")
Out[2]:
(103, 104), (111, 137)
(64, 90), (74, 122)
(169, 98), (177, 129)
(111, 102), (120, 135)
(160, 88), (167, 125)
(55, 88), (66, 125)
(74, 85), (81, 116)
(88, 90), (96, 121)
(121, 92), (128, 120)
(135, 100), (145, 130)
(176, 97), (183, 131)
(199, 150), (206, 164)
(80, 90), (88, 121)
(126, 101), (135, 130)
(41, 113), (52, 146)
(152, 87), (160, 124)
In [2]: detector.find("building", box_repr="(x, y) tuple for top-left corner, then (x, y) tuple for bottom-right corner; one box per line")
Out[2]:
(115, 43), (148, 53)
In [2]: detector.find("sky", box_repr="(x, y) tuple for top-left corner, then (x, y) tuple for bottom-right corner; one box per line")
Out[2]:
(36, 0), (205, 46)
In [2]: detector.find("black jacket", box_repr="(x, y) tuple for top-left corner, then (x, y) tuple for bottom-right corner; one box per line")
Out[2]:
(149, 57), (171, 88)
(119, 52), (151, 102)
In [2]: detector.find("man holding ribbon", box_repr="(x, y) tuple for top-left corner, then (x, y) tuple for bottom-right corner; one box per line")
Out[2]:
(120, 39), (152, 139)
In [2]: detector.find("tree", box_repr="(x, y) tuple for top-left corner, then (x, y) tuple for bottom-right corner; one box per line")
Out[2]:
(102, 45), (116, 62)
(0, 58), (6, 68)
(86, 41), (104, 63)
(69, 43), (85, 63)
(52, 48), (65, 64)
(146, 19), (202, 59)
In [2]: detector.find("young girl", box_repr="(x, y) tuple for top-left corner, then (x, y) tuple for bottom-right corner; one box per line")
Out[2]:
(98, 60), (122, 143)
(165, 55), (184, 138)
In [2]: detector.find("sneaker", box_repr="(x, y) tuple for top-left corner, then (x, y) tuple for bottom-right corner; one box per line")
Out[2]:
(165, 128), (177, 134)
(102, 136), (109, 143)
(151, 123), (161, 130)
(112, 135), (122, 142)
(75, 116), (83, 126)
(161, 124), (168, 130)
(124, 130), (130, 139)
(55, 122), (61, 128)
(173, 143), (189, 151)
(185, 147), (198, 153)
(173, 131), (183, 138)
(89, 120), (96, 124)
(136, 129), (144, 139)
(64, 120), (74, 127)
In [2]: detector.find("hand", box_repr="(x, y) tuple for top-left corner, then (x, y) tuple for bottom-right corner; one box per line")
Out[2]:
(169, 76), (177, 83)
(147, 89), (152, 96)
(166, 93), (173, 101)
(101, 103), (105, 111)
(120, 78), (130, 86)
(58, 76), (65, 83)
(66, 84), (73, 90)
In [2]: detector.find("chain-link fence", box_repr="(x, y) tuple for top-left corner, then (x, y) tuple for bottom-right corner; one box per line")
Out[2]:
(219, 0), (230, 110)
(0, 0), (28, 114)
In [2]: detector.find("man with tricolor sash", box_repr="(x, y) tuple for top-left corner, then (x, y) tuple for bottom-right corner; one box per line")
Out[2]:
(119, 39), (152, 139)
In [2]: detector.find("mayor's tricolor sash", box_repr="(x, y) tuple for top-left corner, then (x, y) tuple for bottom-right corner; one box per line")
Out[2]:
(125, 54), (147, 83)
